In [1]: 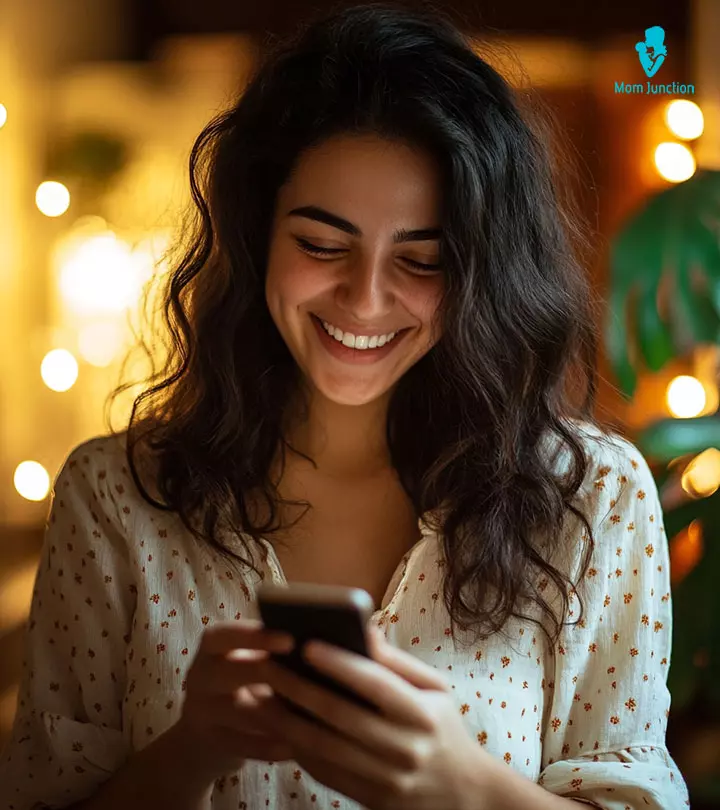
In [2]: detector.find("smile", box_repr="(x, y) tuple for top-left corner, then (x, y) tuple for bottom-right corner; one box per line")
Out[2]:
(310, 314), (411, 364)
(317, 317), (402, 350)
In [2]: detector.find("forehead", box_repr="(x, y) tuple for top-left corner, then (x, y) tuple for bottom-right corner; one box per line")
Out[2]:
(278, 134), (443, 228)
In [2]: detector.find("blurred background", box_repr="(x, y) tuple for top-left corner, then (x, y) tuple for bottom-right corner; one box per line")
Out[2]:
(2, 0), (720, 805)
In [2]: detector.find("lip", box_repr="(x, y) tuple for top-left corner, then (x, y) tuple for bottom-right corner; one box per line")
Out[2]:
(311, 313), (407, 339)
(310, 313), (410, 364)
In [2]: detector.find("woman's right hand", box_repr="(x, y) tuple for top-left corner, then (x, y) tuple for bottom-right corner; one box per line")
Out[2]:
(167, 618), (297, 780)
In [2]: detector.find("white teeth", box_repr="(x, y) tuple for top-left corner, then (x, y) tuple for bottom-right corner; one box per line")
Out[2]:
(320, 318), (398, 350)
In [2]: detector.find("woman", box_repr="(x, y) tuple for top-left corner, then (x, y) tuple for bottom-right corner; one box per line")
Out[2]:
(0, 4), (689, 810)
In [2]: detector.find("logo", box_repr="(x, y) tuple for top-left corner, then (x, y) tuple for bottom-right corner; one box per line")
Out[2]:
(614, 25), (694, 95)
(635, 26), (667, 77)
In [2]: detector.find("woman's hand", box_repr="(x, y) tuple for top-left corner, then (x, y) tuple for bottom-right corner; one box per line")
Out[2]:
(260, 625), (502, 810)
(170, 619), (298, 782)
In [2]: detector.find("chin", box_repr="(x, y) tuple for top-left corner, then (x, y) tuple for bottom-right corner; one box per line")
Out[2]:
(310, 375), (397, 407)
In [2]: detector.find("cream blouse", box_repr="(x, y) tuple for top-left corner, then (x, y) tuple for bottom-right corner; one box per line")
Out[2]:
(0, 424), (689, 809)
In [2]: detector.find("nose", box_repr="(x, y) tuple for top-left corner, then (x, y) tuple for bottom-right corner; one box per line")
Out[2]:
(335, 251), (395, 323)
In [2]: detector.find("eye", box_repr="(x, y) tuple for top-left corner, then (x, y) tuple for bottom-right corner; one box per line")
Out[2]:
(294, 237), (442, 274)
(295, 237), (345, 257)
(403, 258), (442, 274)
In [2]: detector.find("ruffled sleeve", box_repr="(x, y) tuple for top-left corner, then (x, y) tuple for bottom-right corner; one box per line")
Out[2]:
(0, 439), (137, 810)
(538, 439), (689, 808)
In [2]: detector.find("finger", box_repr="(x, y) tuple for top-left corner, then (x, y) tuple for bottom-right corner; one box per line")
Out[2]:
(263, 698), (405, 796)
(263, 658), (422, 765)
(200, 620), (295, 656)
(300, 643), (437, 730)
(212, 721), (296, 763)
(190, 654), (280, 696)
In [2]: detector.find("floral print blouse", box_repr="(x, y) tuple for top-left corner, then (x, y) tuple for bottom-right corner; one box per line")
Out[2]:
(0, 424), (689, 809)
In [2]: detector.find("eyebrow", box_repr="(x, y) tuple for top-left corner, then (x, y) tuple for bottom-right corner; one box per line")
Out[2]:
(287, 205), (442, 243)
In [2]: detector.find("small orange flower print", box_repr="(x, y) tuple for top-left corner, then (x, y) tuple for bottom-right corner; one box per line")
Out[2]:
(501, 656), (511, 667)
(551, 717), (562, 731)
(630, 648), (639, 657)
(610, 715), (620, 724)
(504, 752), (512, 763)
(645, 543), (655, 557)
(604, 595), (611, 607)
(624, 593), (633, 604)
(588, 642), (597, 653)
(478, 731), (488, 745)
(641, 614), (649, 626)
(584, 702), (592, 711)
(571, 778), (583, 790)
(625, 698), (637, 711)
(654, 621), (664, 632)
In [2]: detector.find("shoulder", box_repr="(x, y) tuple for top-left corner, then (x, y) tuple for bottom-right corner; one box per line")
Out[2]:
(551, 419), (657, 517)
(53, 432), (138, 529)
(545, 421), (662, 584)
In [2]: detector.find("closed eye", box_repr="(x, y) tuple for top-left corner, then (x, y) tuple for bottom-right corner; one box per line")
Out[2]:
(294, 237), (441, 274)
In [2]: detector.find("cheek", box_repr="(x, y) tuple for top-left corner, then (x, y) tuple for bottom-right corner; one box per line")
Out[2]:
(266, 247), (328, 310)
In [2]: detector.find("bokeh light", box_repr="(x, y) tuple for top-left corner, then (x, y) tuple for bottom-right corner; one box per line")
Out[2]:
(13, 461), (51, 502)
(78, 321), (126, 367)
(665, 100), (704, 140)
(0, 103), (7, 129)
(681, 448), (720, 498)
(666, 375), (707, 418)
(40, 348), (79, 392)
(654, 142), (696, 183)
(35, 181), (71, 217)
(56, 230), (146, 315)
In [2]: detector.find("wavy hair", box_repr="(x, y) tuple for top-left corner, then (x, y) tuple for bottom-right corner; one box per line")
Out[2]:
(108, 1), (620, 647)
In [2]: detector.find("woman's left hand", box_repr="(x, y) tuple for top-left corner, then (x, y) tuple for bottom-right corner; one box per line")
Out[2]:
(259, 625), (503, 810)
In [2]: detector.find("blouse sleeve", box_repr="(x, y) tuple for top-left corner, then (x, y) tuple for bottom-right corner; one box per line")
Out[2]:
(537, 439), (690, 809)
(0, 441), (136, 810)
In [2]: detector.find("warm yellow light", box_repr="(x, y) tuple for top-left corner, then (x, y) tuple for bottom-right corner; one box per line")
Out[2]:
(0, 104), (7, 129)
(78, 321), (125, 367)
(14, 461), (51, 502)
(665, 100), (704, 140)
(57, 231), (144, 315)
(666, 375), (707, 418)
(654, 142), (696, 183)
(36, 181), (71, 217)
(40, 348), (79, 392)
(681, 448), (720, 498)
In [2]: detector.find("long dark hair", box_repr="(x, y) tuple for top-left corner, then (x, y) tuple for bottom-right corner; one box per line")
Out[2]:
(107, 1), (620, 647)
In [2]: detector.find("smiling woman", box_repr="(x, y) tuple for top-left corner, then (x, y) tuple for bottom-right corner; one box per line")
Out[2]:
(0, 4), (689, 810)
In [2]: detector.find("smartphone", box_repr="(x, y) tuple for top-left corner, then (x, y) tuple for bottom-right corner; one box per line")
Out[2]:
(256, 582), (380, 720)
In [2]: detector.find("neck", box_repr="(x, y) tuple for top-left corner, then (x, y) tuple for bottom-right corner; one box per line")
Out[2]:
(280, 382), (395, 479)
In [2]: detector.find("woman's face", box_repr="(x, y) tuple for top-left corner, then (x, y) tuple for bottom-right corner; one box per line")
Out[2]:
(265, 133), (444, 408)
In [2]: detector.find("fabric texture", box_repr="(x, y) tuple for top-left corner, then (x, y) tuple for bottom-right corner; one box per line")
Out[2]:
(0, 425), (689, 809)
